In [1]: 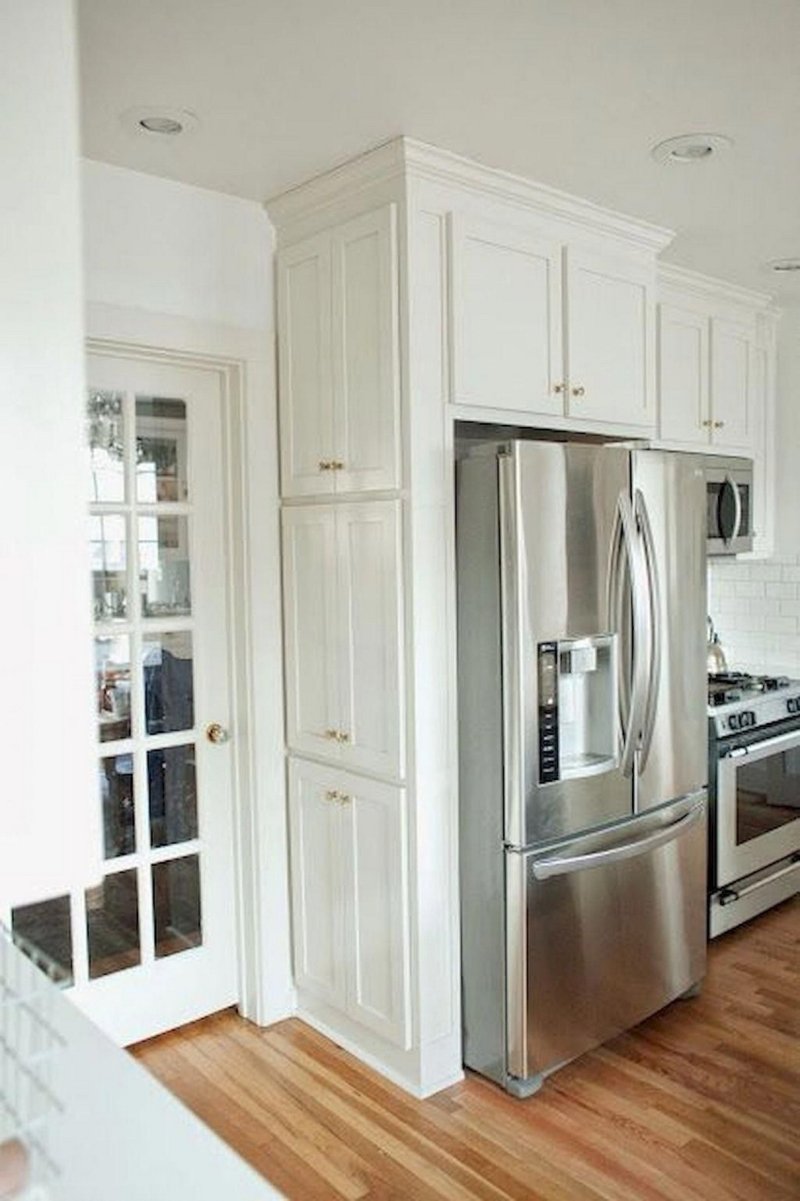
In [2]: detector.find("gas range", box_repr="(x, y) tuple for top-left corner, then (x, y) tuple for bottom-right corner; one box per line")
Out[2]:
(708, 672), (800, 738)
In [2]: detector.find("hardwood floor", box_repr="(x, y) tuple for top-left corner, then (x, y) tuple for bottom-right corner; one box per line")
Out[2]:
(132, 899), (799, 1200)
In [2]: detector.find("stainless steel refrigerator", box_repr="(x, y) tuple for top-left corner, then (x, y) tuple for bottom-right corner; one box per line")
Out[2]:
(456, 440), (708, 1097)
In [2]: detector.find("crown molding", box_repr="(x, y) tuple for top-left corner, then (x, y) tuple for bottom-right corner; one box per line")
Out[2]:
(266, 136), (674, 254)
(658, 262), (777, 313)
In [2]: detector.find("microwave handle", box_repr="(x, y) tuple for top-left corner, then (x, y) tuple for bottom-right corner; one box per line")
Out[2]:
(726, 474), (742, 543)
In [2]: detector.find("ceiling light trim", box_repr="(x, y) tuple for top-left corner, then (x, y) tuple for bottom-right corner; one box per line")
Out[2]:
(120, 106), (200, 139)
(651, 133), (733, 165)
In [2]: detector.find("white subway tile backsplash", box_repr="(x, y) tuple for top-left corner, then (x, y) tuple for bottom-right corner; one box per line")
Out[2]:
(734, 580), (765, 598)
(709, 553), (800, 675)
(766, 582), (796, 599)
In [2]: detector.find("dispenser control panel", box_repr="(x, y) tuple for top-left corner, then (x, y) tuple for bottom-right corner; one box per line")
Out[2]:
(537, 641), (560, 783)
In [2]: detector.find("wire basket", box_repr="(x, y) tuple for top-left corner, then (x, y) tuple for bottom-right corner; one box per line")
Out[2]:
(0, 923), (66, 1192)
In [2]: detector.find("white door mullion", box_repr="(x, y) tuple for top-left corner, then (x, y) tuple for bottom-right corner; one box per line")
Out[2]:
(70, 886), (90, 989)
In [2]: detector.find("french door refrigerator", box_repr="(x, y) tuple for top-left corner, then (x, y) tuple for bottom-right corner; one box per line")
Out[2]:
(456, 440), (708, 1097)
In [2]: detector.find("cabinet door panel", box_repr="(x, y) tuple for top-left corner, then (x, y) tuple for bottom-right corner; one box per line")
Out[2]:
(282, 506), (340, 760)
(450, 217), (563, 414)
(341, 774), (410, 1048)
(711, 318), (752, 452)
(333, 205), (401, 493)
(337, 502), (404, 778)
(567, 248), (654, 429)
(278, 235), (335, 497)
(658, 304), (709, 446)
(288, 760), (347, 1008)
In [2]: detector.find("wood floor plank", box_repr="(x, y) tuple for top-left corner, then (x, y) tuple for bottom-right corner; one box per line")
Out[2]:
(132, 897), (800, 1201)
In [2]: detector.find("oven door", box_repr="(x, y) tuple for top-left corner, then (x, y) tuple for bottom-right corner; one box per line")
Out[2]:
(717, 726), (800, 884)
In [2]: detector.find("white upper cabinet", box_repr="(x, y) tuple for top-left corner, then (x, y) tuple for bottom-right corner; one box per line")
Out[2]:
(288, 758), (411, 1049)
(282, 500), (405, 780)
(278, 206), (400, 498)
(278, 234), (335, 496)
(658, 303), (710, 445)
(565, 246), (654, 428)
(449, 217), (563, 415)
(449, 221), (656, 430)
(710, 317), (753, 452)
(656, 271), (768, 457)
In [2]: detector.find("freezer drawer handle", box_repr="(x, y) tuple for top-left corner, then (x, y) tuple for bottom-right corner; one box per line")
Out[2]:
(531, 803), (704, 881)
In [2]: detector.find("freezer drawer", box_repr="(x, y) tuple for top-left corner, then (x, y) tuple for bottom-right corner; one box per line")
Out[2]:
(505, 793), (707, 1091)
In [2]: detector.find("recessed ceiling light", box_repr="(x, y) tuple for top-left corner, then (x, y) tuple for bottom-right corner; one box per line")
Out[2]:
(766, 257), (800, 273)
(120, 106), (199, 139)
(651, 133), (733, 165)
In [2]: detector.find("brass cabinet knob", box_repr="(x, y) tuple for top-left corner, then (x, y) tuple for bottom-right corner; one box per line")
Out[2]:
(324, 728), (338, 740)
(714, 421), (725, 429)
(319, 460), (333, 471)
(571, 385), (585, 397)
(336, 730), (350, 743)
(324, 789), (351, 805)
(331, 460), (345, 471)
(205, 722), (230, 745)
(553, 383), (565, 394)
(701, 419), (713, 428)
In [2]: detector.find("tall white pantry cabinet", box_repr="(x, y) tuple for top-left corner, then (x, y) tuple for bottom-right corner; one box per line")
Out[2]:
(268, 138), (777, 1096)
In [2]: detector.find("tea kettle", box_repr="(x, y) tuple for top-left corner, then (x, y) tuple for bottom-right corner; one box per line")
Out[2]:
(707, 616), (728, 676)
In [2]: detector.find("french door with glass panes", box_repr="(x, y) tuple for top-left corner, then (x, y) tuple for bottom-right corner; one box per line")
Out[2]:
(11, 354), (239, 1046)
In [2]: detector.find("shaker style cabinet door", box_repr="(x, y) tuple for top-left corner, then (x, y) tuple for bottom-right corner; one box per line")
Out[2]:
(332, 206), (401, 494)
(287, 759), (411, 1050)
(449, 216), (564, 415)
(287, 759), (348, 1009)
(658, 303), (710, 446)
(282, 505), (340, 760)
(336, 501), (405, 779)
(710, 318), (753, 453)
(340, 771), (411, 1048)
(277, 233), (336, 497)
(282, 501), (405, 780)
(565, 246), (655, 430)
(278, 207), (400, 498)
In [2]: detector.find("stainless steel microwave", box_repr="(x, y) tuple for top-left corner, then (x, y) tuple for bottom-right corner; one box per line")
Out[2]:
(705, 457), (754, 555)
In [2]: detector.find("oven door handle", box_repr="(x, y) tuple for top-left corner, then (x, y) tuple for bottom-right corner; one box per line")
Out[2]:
(723, 727), (800, 763)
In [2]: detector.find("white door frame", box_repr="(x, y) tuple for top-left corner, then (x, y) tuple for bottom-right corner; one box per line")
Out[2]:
(87, 301), (294, 1027)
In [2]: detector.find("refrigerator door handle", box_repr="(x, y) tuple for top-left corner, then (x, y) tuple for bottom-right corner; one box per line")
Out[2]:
(635, 489), (662, 774)
(531, 800), (705, 880)
(608, 492), (648, 778)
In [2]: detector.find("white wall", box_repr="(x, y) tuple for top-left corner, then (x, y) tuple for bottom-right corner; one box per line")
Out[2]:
(0, 0), (100, 907)
(708, 306), (800, 673)
(82, 160), (272, 329)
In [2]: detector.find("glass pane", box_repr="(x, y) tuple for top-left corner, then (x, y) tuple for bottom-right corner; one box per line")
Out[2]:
(139, 516), (191, 617)
(99, 755), (136, 859)
(152, 855), (202, 959)
(87, 390), (125, 503)
(148, 744), (198, 848)
(86, 870), (140, 979)
(91, 514), (128, 621)
(11, 895), (73, 986)
(95, 635), (132, 742)
(136, 397), (188, 503)
(736, 752), (800, 844)
(143, 632), (194, 735)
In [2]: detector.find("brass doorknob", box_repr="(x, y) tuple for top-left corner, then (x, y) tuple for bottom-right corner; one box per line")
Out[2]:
(205, 722), (230, 745)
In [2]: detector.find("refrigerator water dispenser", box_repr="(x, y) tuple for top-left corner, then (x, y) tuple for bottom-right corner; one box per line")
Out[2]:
(537, 635), (618, 783)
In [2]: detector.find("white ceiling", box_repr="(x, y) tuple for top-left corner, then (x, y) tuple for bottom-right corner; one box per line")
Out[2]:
(78, 0), (800, 302)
